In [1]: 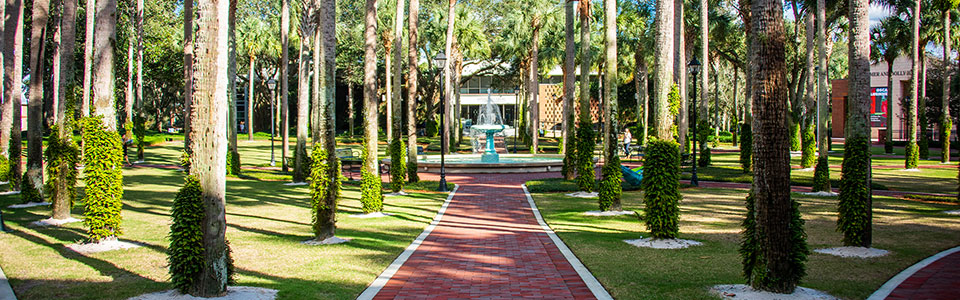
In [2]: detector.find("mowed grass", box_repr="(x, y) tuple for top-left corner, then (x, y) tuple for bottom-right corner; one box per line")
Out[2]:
(0, 162), (448, 299)
(531, 188), (960, 300)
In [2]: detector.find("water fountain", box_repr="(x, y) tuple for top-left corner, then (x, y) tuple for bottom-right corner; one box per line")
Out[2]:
(469, 90), (507, 163)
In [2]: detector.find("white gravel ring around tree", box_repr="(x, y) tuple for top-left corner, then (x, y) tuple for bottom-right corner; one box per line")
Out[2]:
(710, 284), (838, 300)
(584, 211), (636, 217)
(128, 286), (278, 300)
(66, 238), (143, 254)
(945, 210), (960, 216)
(349, 212), (393, 219)
(283, 182), (308, 186)
(813, 246), (890, 258)
(384, 192), (409, 197)
(801, 191), (838, 197)
(623, 237), (702, 249)
(7, 201), (48, 208)
(565, 191), (599, 198)
(31, 217), (82, 227)
(301, 236), (351, 246)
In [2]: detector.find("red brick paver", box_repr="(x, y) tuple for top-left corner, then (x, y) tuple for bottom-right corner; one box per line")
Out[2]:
(372, 172), (598, 299)
(885, 250), (960, 300)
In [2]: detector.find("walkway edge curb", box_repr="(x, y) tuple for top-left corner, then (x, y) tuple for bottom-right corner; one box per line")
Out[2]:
(356, 185), (459, 300)
(0, 260), (16, 300)
(866, 245), (960, 300)
(522, 184), (614, 300)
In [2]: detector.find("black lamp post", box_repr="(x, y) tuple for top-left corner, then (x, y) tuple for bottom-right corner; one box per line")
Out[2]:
(513, 87), (519, 153)
(434, 52), (448, 192)
(689, 57), (701, 187)
(268, 78), (277, 167)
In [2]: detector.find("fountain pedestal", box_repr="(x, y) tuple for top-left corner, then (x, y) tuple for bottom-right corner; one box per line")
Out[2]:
(473, 124), (506, 163)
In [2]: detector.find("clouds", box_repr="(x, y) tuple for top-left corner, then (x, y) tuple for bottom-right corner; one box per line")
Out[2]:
(869, 4), (893, 28)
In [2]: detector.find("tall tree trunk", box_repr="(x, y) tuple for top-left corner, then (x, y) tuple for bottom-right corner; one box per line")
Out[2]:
(190, 0), (230, 294)
(813, 0), (830, 191)
(801, 14), (815, 169)
(247, 56), (254, 140)
(52, 0), (78, 219)
(362, 0), (380, 195)
(348, 81), (354, 136)
(26, 0), (51, 196)
(93, 0), (117, 130)
(747, 0), (806, 292)
(392, 0), (403, 141)
(886, 61), (893, 151)
(385, 31), (394, 142)
(654, 0), (674, 138)
(406, 0), (420, 182)
(126, 26), (135, 141)
(839, 0), (873, 247)
(293, 3), (312, 183)
(136, 0), (144, 118)
(280, 0), (289, 172)
(317, 0), (338, 237)
(675, 0), (687, 152)
(52, 19), (62, 125)
(82, 0), (95, 116)
(3, 0), (22, 190)
(602, 0), (620, 210)
(640, 63), (648, 147)
(312, 20), (321, 143)
(942, 10), (951, 163)
(442, 0), (454, 154)
(905, 0), (920, 168)
(227, 0), (238, 166)
(562, 0), (575, 179)
(698, 0), (708, 155)
(0, 0), (8, 159)
(579, 0), (591, 127)
(529, 19), (541, 154)
(184, 0), (194, 150)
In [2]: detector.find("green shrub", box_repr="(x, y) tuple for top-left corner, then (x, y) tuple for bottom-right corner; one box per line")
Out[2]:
(426, 116), (439, 137)
(740, 123), (752, 172)
(575, 121), (596, 192)
(790, 122), (801, 151)
(310, 144), (340, 236)
(905, 141), (918, 169)
(226, 150), (241, 176)
(525, 178), (640, 193)
(180, 151), (191, 173)
(168, 175), (204, 293)
(941, 118), (952, 162)
(389, 138), (406, 192)
(81, 117), (124, 243)
(739, 192), (809, 292)
(901, 193), (959, 204)
(698, 147), (711, 167)
(598, 140), (622, 211)
(838, 137), (872, 247)
(0, 156), (9, 182)
(293, 145), (311, 183)
(45, 125), (80, 206)
(359, 144), (383, 213)
(133, 114), (146, 161)
(562, 122), (578, 179)
(884, 140), (894, 154)
(7, 135), (20, 190)
(800, 125), (815, 168)
(811, 156), (830, 192)
(407, 160), (419, 183)
(20, 172), (41, 204)
(641, 139), (681, 239)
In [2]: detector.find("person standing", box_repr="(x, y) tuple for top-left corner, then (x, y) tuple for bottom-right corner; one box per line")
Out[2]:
(623, 128), (633, 157)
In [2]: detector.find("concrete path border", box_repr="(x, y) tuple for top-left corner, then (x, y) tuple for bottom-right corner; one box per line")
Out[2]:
(522, 184), (614, 300)
(866, 245), (960, 300)
(0, 263), (16, 300)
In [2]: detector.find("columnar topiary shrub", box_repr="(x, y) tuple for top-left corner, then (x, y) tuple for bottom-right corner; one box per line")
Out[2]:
(598, 139), (622, 211)
(7, 138), (20, 190)
(81, 117), (124, 242)
(169, 175), (204, 293)
(359, 144), (383, 213)
(739, 192), (809, 290)
(389, 138), (406, 192)
(133, 114), (146, 161)
(641, 139), (681, 238)
(19, 172), (41, 204)
(800, 125), (815, 168)
(905, 141), (919, 169)
(179, 151), (191, 173)
(46, 125), (80, 218)
(918, 114), (929, 160)
(562, 128), (577, 180)
(575, 120), (596, 192)
(812, 156), (830, 192)
(697, 120), (712, 167)
(310, 144), (340, 239)
(225, 151), (241, 176)
(740, 123), (752, 172)
(0, 156), (9, 182)
(942, 117), (952, 163)
(790, 122), (801, 151)
(838, 137), (872, 246)
(292, 145), (311, 183)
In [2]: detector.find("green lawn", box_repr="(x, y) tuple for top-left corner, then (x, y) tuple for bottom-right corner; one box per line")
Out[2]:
(531, 188), (960, 300)
(0, 153), (449, 299)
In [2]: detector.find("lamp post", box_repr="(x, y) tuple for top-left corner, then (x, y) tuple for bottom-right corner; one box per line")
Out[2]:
(268, 79), (277, 166)
(434, 52), (448, 192)
(514, 87), (519, 153)
(688, 57), (701, 187)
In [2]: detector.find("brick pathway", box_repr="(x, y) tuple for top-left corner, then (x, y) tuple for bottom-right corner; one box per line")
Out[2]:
(370, 172), (601, 299)
(877, 248), (960, 300)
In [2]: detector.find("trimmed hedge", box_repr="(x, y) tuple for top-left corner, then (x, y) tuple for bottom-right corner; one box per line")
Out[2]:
(740, 123), (752, 172)
(407, 160), (420, 183)
(7, 137), (20, 190)
(739, 192), (808, 293)
(696, 120), (712, 167)
(838, 137), (872, 247)
(941, 118), (951, 163)
(575, 121), (596, 192)
(19, 172), (41, 204)
(598, 139), (622, 211)
(698, 147), (711, 167)
(800, 125), (815, 168)
(45, 125), (80, 207)
(389, 138), (406, 192)
(81, 117), (125, 243)
(169, 176), (204, 293)
(641, 139), (681, 239)
(905, 141), (918, 169)
(0, 156), (8, 182)
(811, 156), (830, 192)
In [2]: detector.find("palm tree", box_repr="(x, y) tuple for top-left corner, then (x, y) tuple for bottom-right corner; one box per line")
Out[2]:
(939, 0), (958, 163)
(136, 0), (144, 125)
(871, 17), (906, 155)
(361, 0), (383, 211)
(905, 0), (921, 169)
(813, 0), (830, 192)
(92, 0), (117, 131)
(406, 0), (420, 183)
(838, 0), (874, 248)
(575, 0), (595, 191)
(674, 0), (687, 152)
(3, 0), (23, 190)
(240, 18), (267, 141)
(390, 0), (406, 189)
(126, 25), (135, 142)
(442, 0), (455, 155)
(82, 0), (95, 116)
(741, 0), (807, 292)
(528, 12), (542, 154)
(227, 0), (239, 173)
(654, 0), (674, 139)
(698, 0), (709, 156)
(0, 0), (8, 163)
(800, 14), (815, 169)
(600, 0), (621, 211)
(293, 1), (314, 183)
(318, 0), (340, 234)
(280, 0), (290, 172)
(561, 0), (575, 180)
(183, 0), (194, 149)
(25, 0), (51, 199)
(187, 0), (231, 294)
(51, 0), (80, 220)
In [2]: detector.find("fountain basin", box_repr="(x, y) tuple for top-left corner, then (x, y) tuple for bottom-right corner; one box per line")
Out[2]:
(382, 154), (567, 174)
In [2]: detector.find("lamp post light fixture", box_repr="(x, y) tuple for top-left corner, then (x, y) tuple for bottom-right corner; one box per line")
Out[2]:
(267, 78), (278, 167)
(434, 52), (448, 192)
(688, 57), (701, 187)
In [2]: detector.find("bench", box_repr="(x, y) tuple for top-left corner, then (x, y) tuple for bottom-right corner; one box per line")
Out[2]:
(336, 148), (362, 180)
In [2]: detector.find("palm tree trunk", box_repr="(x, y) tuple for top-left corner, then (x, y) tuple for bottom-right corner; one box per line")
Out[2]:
(905, 0), (920, 168)
(839, 0), (873, 247)
(280, 0), (289, 172)
(886, 62), (893, 152)
(529, 22), (541, 154)
(814, 0), (830, 191)
(82, 0), (95, 117)
(392, 0), (403, 141)
(406, 0), (420, 182)
(247, 56), (255, 140)
(942, 10), (951, 163)
(318, 0), (338, 237)
(183, 0), (194, 150)
(675, 0), (687, 152)
(442, 0), (455, 154)
(348, 82), (355, 136)
(189, 0), (230, 294)
(0, 0), (9, 159)
(126, 28), (135, 141)
(640, 64), (648, 147)
(385, 33), (394, 142)
(52, 0), (78, 219)
(26, 0), (51, 196)
(52, 20), (62, 125)
(801, 14), (816, 169)
(294, 4), (311, 183)
(699, 0), (708, 154)
(312, 21), (321, 143)
(602, 0), (620, 210)
(562, 0), (575, 179)
(227, 0), (238, 164)
(654, 0), (674, 138)
(136, 0), (144, 117)
(3, 0), (22, 190)
(362, 0), (381, 198)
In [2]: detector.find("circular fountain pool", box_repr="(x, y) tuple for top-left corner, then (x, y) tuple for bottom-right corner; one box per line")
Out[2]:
(382, 154), (566, 174)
